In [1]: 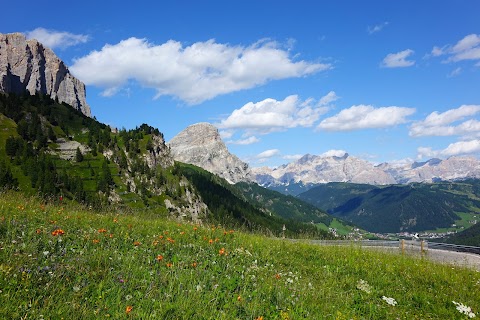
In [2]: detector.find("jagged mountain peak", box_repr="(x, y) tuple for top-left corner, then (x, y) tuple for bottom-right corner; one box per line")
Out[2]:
(0, 32), (91, 116)
(167, 122), (252, 184)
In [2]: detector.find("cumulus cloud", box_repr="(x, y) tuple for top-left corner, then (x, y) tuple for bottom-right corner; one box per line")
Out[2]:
(25, 27), (89, 49)
(70, 37), (331, 104)
(317, 105), (415, 131)
(430, 34), (480, 65)
(218, 93), (333, 134)
(367, 22), (389, 35)
(417, 140), (480, 159)
(409, 105), (480, 137)
(321, 149), (348, 157)
(227, 136), (260, 145)
(381, 49), (415, 68)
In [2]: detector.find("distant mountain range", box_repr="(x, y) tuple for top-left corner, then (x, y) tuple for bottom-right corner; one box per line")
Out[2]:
(252, 153), (480, 195)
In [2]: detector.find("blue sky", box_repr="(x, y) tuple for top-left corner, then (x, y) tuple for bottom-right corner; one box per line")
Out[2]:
(3, 0), (480, 167)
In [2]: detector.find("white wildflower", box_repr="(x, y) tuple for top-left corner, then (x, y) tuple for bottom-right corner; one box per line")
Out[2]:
(196, 285), (202, 292)
(382, 296), (397, 306)
(356, 279), (372, 294)
(125, 294), (133, 301)
(453, 301), (476, 318)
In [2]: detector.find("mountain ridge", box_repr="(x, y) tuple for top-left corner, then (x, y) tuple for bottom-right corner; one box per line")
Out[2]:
(0, 32), (91, 116)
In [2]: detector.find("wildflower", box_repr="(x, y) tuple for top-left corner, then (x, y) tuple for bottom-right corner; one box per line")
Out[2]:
(98, 228), (107, 233)
(166, 262), (173, 268)
(133, 241), (141, 246)
(275, 274), (281, 280)
(125, 305), (133, 314)
(255, 317), (264, 320)
(180, 231), (185, 235)
(453, 301), (476, 318)
(36, 229), (42, 234)
(92, 239), (100, 244)
(208, 239), (214, 244)
(152, 240), (159, 246)
(382, 296), (397, 306)
(167, 237), (175, 244)
(237, 295), (242, 301)
(219, 248), (226, 256)
(193, 227), (198, 231)
(192, 262), (197, 268)
(113, 218), (118, 223)
(356, 279), (372, 294)
(51, 229), (65, 236)
(156, 255), (164, 262)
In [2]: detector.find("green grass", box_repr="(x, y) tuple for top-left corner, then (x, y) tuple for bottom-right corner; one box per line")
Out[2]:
(0, 191), (479, 319)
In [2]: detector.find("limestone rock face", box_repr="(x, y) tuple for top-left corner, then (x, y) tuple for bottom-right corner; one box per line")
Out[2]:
(0, 33), (91, 117)
(168, 123), (252, 184)
(252, 153), (396, 186)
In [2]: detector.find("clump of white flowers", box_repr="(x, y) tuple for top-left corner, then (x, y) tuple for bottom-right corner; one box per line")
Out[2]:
(382, 296), (397, 306)
(356, 279), (372, 294)
(453, 301), (476, 318)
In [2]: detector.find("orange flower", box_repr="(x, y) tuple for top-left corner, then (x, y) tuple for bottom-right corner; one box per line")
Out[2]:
(133, 241), (141, 246)
(156, 255), (164, 261)
(208, 239), (214, 244)
(191, 262), (197, 268)
(92, 239), (100, 244)
(51, 229), (65, 236)
(193, 227), (198, 231)
(180, 231), (185, 235)
(36, 229), (42, 234)
(167, 237), (175, 244)
(237, 295), (242, 301)
(255, 317), (264, 320)
(152, 240), (159, 246)
(219, 248), (226, 256)
(125, 305), (133, 314)
(166, 262), (173, 268)
(159, 235), (164, 239)
(98, 228), (107, 233)
(113, 218), (118, 223)
(109, 234), (114, 238)
(275, 274), (281, 280)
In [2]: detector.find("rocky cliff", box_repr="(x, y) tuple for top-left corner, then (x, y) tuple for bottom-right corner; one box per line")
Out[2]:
(167, 122), (252, 184)
(0, 33), (91, 116)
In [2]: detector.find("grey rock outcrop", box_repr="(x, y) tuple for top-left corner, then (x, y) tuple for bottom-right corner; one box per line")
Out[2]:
(252, 153), (396, 186)
(168, 122), (252, 184)
(0, 32), (91, 117)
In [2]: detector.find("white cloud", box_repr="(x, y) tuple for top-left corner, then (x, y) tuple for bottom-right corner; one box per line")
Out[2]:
(227, 136), (260, 145)
(367, 22), (389, 35)
(409, 105), (480, 137)
(70, 37), (331, 104)
(219, 130), (234, 139)
(318, 91), (339, 106)
(321, 149), (347, 157)
(255, 149), (281, 162)
(417, 140), (480, 159)
(282, 154), (303, 161)
(381, 49), (415, 68)
(317, 105), (415, 131)
(430, 34), (480, 65)
(25, 27), (89, 49)
(430, 46), (445, 57)
(448, 67), (462, 78)
(218, 94), (330, 133)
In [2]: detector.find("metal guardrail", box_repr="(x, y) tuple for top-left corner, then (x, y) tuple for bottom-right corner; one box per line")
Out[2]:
(427, 242), (480, 255)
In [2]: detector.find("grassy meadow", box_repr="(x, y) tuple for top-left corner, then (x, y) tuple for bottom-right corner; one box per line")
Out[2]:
(0, 191), (479, 319)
